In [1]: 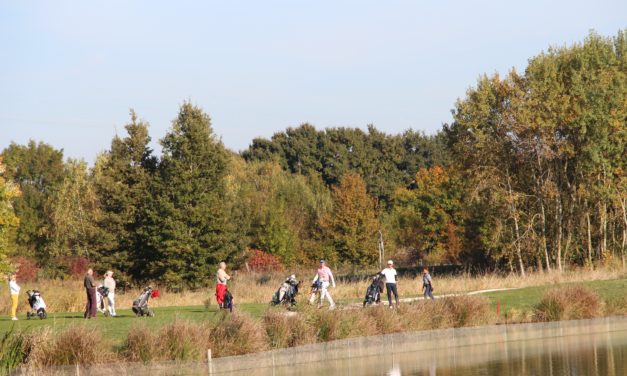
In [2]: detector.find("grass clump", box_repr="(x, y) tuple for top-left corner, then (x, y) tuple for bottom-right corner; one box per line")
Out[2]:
(211, 312), (268, 357)
(534, 286), (602, 322)
(264, 310), (316, 348)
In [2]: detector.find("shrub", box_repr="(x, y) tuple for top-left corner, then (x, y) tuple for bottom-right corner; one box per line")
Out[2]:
(246, 249), (283, 273)
(11, 256), (39, 281)
(264, 310), (317, 348)
(122, 324), (159, 363)
(211, 312), (268, 357)
(441, 296), (494, 327)
(157, 320), (213, 361)
(534, 286), (602, 322)
(46, 326), (113, 366)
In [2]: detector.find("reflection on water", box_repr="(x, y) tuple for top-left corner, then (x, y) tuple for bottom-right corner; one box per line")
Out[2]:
(30, 318), (627, 376)
(258, 321), (627, 376)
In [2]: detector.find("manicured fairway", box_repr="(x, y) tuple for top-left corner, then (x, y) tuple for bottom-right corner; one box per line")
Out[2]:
(0, 303), (268, 344)
(482, 278), (627, 312)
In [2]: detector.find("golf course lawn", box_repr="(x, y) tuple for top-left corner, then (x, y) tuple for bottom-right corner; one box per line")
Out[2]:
(2, 278), (627, 347)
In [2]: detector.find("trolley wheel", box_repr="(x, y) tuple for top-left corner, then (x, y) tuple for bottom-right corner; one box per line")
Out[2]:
(27, 312), (32, 320)
(104, 311), (109, 317)
(147, 309), (155, 317)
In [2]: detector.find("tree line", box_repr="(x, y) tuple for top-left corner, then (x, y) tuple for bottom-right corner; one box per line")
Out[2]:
(0, 31), (625, 287)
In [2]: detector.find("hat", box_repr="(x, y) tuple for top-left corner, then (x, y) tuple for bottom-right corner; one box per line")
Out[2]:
(319, 259), (325, 263)
(387, 260), (394, 265)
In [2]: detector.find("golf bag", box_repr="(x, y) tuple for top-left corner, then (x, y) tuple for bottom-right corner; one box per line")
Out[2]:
(271, 275), (300, 306)
(26, 290), (47, 319)
(222, 289), (233, 312)
(132, 286), (155, 317)
(363, 273), (384, 307)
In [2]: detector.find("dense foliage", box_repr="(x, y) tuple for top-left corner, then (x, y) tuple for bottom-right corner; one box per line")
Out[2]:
(1, 31), (625, 286)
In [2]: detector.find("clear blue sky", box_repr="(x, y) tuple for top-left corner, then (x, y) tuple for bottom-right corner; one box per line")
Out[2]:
(1, 1), (625, 163)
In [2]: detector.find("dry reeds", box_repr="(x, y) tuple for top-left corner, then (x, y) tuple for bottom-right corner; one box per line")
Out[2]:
(210, 312), (268, 357)
(533, 286), (603, 322)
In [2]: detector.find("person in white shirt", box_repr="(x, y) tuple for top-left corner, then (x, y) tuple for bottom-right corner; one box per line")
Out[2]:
(381, 260), (398, 308)
(103, 271), (117, 316)
(9, 273), (20, 320)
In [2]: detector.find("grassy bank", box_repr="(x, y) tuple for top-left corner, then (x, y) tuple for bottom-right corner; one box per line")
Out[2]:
(3, 272), (627, 373)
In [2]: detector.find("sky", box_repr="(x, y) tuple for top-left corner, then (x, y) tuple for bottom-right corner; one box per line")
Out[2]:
(1, 1), (626, 163)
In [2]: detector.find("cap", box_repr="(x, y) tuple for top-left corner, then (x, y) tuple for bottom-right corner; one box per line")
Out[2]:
(320, 259), (325, 263)
(387, 260), (394, 265)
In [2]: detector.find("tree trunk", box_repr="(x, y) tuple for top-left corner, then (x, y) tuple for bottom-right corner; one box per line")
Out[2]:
(507, 171), (525, 277)
(555, 194), (563, 272)
(586, 208), (593, 269)
(540, 200), (551, 271)
(620, 198), (627, 270)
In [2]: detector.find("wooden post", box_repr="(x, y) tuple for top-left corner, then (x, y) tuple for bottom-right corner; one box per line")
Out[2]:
(75, 364), (80, 376)
(496, 300), (501, 316)
(207, 349), (212, 375)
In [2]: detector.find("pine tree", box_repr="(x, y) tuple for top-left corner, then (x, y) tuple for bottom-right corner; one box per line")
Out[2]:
(139, 102), (237, 288)
(93, 110), (156, 275)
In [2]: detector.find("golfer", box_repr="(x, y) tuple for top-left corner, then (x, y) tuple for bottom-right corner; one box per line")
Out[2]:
(309, 259), (336, 309)
(381, 260), (399, 308)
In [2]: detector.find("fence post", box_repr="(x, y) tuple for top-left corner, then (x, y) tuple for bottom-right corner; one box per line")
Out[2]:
(208, 349), (212, 375)
(75, 364), (80, 376)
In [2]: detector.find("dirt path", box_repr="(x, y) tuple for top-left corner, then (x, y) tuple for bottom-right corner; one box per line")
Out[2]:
(340, 287), (521, 309)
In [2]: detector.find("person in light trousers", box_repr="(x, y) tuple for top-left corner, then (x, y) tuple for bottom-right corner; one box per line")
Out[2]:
(309, 259), (336, 309)
(9, 273), (20, 320)
(103, 271), (117, 316)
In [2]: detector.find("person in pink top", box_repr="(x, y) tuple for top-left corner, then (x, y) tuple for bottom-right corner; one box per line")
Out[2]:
(309, 259), (336, 309)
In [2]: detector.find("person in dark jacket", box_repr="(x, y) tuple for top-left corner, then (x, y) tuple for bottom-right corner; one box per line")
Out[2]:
(84, 268), (97, 318)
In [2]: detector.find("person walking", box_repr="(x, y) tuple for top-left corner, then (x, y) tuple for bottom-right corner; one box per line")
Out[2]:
(84, 268), (97, 318)
(309, 259), (336, 309)
(103, 271), (116, 317)
(9, 273), (20, 320)
(215, 262), (231, 309)
(381, 260), (399, 308)
(422, 267), (435, 300)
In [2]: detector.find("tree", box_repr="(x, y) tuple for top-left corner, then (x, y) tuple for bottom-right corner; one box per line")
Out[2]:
(0, 156), (21, 274)
(320, 172), (380, 265)
(1, 141), (65, 257)
(138, 102), (238, 288)
(46, 159), (100, 265)
(388, 166), (465, 264)
(92, 110), (157, 274)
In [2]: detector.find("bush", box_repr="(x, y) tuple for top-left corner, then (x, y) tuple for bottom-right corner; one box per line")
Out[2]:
(211, 312), (268, 357)
(122, 324), (159, 363)
(534, 286), (602, 322)
(158, 320), (212, 361)
(11, 256), (39, 281)
(264, 310), (317, 348)
(441, 296), (494, 327)
(246, 249), (283, 273)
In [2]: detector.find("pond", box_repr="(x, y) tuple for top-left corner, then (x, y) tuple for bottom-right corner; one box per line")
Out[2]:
(27, 316), (627, 375)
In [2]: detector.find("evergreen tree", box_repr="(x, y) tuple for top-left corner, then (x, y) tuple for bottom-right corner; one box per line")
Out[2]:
(139, 102), (237, 288)
(92, 110), (157, 275)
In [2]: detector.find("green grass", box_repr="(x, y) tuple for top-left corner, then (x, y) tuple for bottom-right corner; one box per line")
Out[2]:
(0, 303), (268, 345)
(482, 278), (627, 314)
(3, 277), (627, 348)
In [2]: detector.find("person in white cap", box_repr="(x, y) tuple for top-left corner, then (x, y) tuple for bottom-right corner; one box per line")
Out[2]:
(381, 260), (399, 308)
(103, 271), (117, 316)
(309, 259), (336, 309)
